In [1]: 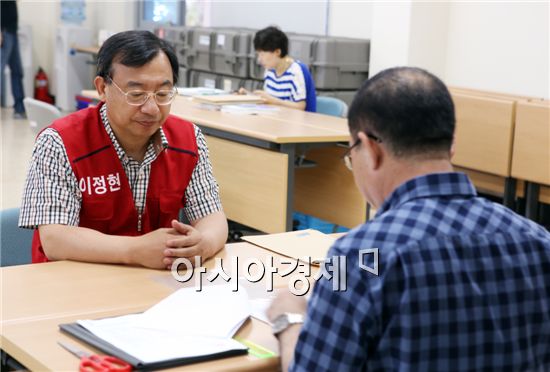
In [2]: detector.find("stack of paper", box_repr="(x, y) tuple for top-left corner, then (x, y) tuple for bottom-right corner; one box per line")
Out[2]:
(193, 94), (264, 105)
(221, 104), (280, 115)
(177, 87), (227, 97)
(76, 284), (250, 364)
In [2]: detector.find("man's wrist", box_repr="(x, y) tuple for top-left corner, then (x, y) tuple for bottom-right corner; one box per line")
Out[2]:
(125, 235), (143, 265)
(271, 312), (304, 337)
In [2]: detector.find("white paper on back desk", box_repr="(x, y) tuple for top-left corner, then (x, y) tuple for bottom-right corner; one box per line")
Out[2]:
(77, 284), (250, 363)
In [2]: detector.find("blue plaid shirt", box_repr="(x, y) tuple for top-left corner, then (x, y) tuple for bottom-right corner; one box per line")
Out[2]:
(292, 172), (550, 371)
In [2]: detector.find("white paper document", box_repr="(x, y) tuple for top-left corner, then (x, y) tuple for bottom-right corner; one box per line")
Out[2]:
(77, 284), (250, 363)
(177, 87), (227, 97)
(220, 104), (280, 115)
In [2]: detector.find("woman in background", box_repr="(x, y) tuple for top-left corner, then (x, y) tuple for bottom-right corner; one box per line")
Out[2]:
(239, 26), (316, 112)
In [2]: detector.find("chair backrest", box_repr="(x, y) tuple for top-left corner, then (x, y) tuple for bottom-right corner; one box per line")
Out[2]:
(316, 96), (348, 118)
(511, 99), (550, 186)
(0, 208), (33, 267)
(297, 61), (317, 113)
(23, 97), (62, 134)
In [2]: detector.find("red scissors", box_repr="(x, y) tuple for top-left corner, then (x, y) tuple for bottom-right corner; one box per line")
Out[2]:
(58, 341), (132, 372)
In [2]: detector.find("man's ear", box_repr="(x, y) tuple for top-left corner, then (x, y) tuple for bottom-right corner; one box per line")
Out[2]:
(450, 137), (456, 159)
(94, 76), (107, 102)
(274, 48), (282, 58)
(357, 131), (383, 171)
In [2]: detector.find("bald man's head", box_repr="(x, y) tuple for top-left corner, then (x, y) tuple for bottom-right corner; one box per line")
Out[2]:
(348, 67), (455, 159)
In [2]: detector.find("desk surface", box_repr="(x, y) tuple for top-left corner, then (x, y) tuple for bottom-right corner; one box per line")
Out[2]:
(72, 45), (100, 55)
(1, 242), (312, 371)
(81, 90), (350, 144)
(2, 308), (278, 372)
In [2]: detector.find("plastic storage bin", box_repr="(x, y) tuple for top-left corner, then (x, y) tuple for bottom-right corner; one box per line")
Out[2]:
(217, 74), (246, 92)
(177, 67), (189, 87)
(248, 57), (264, 80)
(183, 27), (214, 71)
(249, 79), (263, 91)
(247, 38), (264, 80)
(188, 70), (218, 89)
(287, 33), (318, 67)
(309, 36), (370, 89)
(159, 26), (185, 44)
(211, 28), (254, 78)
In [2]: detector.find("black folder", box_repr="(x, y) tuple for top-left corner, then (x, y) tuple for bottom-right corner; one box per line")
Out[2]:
(59, 322), (248, 371)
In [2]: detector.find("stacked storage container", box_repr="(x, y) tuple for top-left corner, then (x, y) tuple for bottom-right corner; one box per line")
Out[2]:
(183, 27), (214, 72)
(287, 33), (369, 106)
(158, 25), (369, 105)
(188, 70), (218, 89)
(157, 26), (189, 87)
(308, 36), (370, 90)
(211, 28), (252, 78)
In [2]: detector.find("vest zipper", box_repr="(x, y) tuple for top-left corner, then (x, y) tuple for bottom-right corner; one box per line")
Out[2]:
(137, 213), (143, 232)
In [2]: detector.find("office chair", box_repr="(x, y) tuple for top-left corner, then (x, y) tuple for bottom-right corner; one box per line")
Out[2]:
(316, 96), (348, 118)
(23, 97), (62, 134)
(0, 208), (33, 266)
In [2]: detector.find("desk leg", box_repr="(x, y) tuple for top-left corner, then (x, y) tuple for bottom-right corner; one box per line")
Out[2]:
(503, 177), (517, 210)
(281, 144), (296, 231)
(525, 182), (540, 222)
(1, 350), (25, 371)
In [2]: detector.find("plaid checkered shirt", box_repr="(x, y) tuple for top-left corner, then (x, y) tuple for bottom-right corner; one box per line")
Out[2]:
(292, 172), (550, 371)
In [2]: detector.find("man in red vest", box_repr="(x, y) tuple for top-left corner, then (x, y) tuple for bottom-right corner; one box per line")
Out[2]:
(19, 30), (228, 269)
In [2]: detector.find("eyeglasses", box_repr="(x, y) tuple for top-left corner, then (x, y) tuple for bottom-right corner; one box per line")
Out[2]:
(108, 77), (176, 106)
(342, 132), (382, 171)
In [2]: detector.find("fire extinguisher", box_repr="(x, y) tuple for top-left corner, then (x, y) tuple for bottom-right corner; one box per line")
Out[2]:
(34, 67), (54, 104)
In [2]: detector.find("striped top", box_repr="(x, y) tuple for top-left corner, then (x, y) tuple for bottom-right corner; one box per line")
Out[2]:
(263, 60), (316, 112)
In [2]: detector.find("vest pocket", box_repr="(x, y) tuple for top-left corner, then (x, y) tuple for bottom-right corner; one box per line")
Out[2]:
(80, 200), (114, 233)
(159, 193), (183, 227)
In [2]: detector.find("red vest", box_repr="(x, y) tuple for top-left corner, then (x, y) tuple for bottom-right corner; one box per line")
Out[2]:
(32, 103), (198, 263)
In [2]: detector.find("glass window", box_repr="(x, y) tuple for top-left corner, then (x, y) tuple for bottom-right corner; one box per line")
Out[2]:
(138, 0), (185, 31)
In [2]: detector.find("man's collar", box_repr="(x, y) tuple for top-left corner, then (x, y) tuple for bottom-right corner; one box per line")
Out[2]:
(376, 172), (477, 217)
(99, 103), (168, 159)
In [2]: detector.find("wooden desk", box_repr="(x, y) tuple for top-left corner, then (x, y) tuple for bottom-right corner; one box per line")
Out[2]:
(511, 99), (550, 219)
(82, 90), (366, 232)
(72, 45), (100, 55)
(1, 242), (316, 371)
(170, 97), (365, 232)
(2, 309), (277, 372)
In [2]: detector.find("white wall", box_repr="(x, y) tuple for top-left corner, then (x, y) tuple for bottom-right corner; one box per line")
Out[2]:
(328, 1), (373, 39)
(408, 2), (450, 80)
(445, 2), (549, 99)
(18, 0), (136, 94)
(359, 1), (548, 99)
(207, 1), (328, 34)
(19, 1), (60, 81)
(368, 2), (413, 76)
(86, 1), (136, 35)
